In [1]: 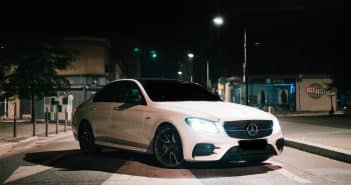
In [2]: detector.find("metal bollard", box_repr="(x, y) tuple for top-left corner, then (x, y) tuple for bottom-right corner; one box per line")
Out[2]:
(64, 108), (67, 132)
(33, 118), (36, 137)
(56, 112), (59, 135)
(45, 108), (49, 137)
(13, 102), (17, 138)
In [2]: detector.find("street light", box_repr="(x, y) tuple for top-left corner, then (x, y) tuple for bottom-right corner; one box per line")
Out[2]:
(187, 53), (194, 59)
(243, 28), (248, 105)
(207, 16), (224, 89)
(213, 16), (224, 27)
(185, 52), (195, 82)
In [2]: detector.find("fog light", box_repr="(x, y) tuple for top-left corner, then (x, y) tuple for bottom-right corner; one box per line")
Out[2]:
(276, 138), (285, 152)
(192, 143), (215, 157)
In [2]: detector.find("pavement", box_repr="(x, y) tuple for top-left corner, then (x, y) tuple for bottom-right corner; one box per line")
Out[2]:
(278, 114), (351, 164)
(1, 112), (351, 164)
(0, 120), (72, 158)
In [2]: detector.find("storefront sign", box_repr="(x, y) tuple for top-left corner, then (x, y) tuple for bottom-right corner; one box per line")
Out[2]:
(305, 83), (326, 98)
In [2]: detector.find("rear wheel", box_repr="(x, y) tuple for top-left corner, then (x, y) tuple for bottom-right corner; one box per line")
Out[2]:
(154, 125), (184, 168)
(78, 123), (96, 154)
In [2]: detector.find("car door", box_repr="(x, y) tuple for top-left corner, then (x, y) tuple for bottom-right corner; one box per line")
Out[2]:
(109, 81), (148, 149)
(87, 83), (116, 143)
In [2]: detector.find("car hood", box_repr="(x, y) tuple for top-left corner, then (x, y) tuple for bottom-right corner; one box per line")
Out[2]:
(155, 101), (274, 121)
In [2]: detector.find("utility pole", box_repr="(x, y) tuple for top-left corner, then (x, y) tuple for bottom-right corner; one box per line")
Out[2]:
(206, 60), (210, 89)
(243, 28), (249, 105)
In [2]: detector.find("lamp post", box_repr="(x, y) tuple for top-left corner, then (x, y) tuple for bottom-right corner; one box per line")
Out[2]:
(187, 52), (194, 82)
(243, 28), (249, 105)
(209, 15), (224, 89)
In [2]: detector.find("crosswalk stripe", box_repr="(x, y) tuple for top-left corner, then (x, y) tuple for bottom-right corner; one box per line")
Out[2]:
(3, 152), (67, 184)
(267, 160), (311, 184)
(276, 169), (311, 184)
(102, 161), (203, 185)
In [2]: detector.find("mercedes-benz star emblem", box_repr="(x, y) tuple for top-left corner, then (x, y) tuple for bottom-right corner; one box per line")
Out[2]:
(246, 122), (259, 136)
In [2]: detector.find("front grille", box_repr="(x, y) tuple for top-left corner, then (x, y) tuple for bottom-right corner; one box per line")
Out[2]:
(224, 120), (273, 139)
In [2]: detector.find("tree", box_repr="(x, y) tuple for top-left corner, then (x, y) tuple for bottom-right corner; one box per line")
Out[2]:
(2, 40), (79, 125)
(0, 63), (8, 90)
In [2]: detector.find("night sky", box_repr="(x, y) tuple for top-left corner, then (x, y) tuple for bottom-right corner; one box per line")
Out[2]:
(1, 0), (349, 88)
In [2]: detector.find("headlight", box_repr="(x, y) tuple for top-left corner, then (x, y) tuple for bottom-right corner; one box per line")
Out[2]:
(185, 117), (219, 134)
(272, 117), (281, 134)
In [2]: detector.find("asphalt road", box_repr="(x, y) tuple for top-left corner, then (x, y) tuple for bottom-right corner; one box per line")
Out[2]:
(1, 133), (351, 185)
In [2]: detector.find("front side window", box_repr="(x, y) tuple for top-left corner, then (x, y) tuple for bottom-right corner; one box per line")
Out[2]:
(93, 82), (121, 102)
(119, 82), (146, 104)
(93, 81), (145, 104)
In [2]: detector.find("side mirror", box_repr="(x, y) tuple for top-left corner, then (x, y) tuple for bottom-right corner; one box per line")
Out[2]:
(124, 94), (142, 105)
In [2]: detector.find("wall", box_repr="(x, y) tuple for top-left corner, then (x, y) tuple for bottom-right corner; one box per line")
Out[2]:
(57, 38), (110, 76)
(296, 78), (336, 111)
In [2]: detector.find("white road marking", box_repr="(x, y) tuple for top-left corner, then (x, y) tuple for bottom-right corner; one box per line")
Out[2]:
(102, 175), (204, 185)
(275, 169), (311, 184)
(4, 165), (52, 184)
(267, 160), (311, 184)
(102, 161), (203, 185)
(3, 153), (66, 184)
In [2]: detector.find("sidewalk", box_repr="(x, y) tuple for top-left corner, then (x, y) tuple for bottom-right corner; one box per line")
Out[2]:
(274, 110), (347, 118)
(0, 119), (72, 158)
(279, 115), (351, 163)
(0, 120), (71, 142)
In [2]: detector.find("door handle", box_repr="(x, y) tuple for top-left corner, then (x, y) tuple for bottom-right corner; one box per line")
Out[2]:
(145, 117), (151, 120)
(113, 106), (121, 111)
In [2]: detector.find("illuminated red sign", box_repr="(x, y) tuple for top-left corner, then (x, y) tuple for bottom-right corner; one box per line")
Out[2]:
(305, 83), (326, 98)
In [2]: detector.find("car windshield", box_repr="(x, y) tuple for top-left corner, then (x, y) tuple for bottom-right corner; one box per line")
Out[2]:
(140, 80), (221, 102)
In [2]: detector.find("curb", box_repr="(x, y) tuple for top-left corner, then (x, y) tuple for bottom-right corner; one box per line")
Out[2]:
(285, 137), (351, 164)
(0, 129), (72, 158)
(0, 136), (39, 152)
(275, 111), (345, 118)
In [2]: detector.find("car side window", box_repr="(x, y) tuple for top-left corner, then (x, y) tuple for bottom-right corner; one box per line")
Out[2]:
(120, 82), (146, 105)
(93, 81), (146, 104)
(93, 82), (122, 102)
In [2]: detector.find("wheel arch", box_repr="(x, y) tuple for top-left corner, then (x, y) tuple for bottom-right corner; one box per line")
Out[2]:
(78, 119), (95, 138)
(148, 121), (183, 154)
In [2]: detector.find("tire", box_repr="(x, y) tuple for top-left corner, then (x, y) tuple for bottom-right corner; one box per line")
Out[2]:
(78, 123), (96, 154)
(154, 125), (184, 168)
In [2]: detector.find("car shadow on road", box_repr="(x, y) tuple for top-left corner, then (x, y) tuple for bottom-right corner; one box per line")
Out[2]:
(23, 149), (281, 178)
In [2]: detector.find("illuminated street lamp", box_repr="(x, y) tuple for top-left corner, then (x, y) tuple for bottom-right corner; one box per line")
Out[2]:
(186, 52), (195, 82)
(213, 16), (224, 27)
(187, 52), (194, 59)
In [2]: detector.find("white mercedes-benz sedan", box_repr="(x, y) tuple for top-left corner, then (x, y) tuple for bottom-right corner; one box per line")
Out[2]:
(72, 79), (284, 168)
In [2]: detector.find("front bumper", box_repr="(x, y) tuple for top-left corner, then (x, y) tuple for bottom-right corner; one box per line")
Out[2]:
(181, 124), (284, 162)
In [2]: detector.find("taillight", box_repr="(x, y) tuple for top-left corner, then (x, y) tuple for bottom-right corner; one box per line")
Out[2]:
(73, 108), (78, 114)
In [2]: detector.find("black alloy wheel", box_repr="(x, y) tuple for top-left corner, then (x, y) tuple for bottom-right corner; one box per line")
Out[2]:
(78, 123), (96, 154)
(154, 125), (184, 168)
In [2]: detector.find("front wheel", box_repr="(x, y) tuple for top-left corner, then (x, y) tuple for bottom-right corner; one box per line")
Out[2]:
(78, 123), (96, 154)
(154, 125), (184, 168)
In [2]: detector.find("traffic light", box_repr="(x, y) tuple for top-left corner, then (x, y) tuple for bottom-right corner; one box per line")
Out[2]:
(133, 47), (140, 53)
(150, 50), (158, 60)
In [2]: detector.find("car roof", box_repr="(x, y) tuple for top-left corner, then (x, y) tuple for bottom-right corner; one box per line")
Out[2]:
(135, 78), (184, 84)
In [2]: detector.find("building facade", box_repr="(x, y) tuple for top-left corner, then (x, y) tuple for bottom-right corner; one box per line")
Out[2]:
(220, 74), (336, 113)
(1, 36), (142, 120)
